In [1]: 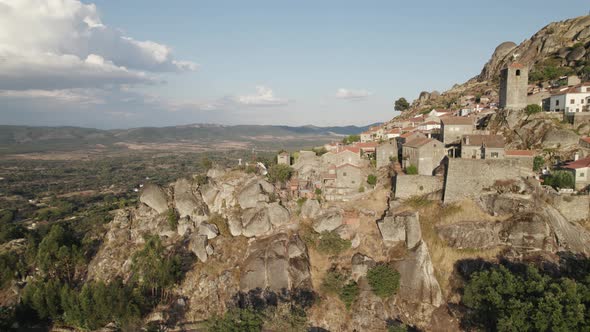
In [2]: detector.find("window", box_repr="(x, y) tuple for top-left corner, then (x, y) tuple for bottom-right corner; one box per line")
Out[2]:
(579, 173), (584, 177)
(582, 99), (585, 104)
(516, 69), (521, 76)
(343, 172), (347, 176)
(556, 100), (560, 106)
(571, 99), (575, 104)
(491, 152), (499, 158)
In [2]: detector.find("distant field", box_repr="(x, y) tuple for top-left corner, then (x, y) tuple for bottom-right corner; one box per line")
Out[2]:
(0, 124), (374, 158)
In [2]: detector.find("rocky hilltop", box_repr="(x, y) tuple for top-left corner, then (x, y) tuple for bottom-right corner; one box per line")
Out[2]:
(399, 15), (590, 118)
(477, 15), (590, 82)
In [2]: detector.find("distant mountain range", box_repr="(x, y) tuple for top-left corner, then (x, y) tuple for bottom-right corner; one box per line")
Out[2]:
(0, 123), (378, 154)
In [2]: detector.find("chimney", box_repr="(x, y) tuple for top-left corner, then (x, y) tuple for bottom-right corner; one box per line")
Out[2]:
(464, 136), (470, 145)
(574, 153), (579, 161)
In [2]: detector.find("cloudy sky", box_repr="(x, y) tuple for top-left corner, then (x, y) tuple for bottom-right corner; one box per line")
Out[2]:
(0, 0), (589, 128)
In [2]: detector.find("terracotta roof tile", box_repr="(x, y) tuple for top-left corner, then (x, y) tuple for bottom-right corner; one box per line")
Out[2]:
(441, 116), (474, 125)
(564, 156), (590, 169)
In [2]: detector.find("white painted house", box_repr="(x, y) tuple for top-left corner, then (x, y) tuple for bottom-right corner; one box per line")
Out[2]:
(549, 84), (590, 113)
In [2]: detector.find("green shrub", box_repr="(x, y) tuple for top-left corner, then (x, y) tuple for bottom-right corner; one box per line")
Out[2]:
(544, 170), (575, 189)
(342, 135), (361, 145)
(340, 281), (359, 309)
(167, 208), (178, 230)
(463, 264), (588, 332)
(207, 308), (264, 332)
(525, 104), (542, 116)
(367, 265), (400, 299)
(267, 164), (294, 184)
(406, 165), (418, 175)
(321, 270), (346, 295)
(317, 231), (351, 256)
(367, 174), (377, 186)
(533, 155), (544, 172)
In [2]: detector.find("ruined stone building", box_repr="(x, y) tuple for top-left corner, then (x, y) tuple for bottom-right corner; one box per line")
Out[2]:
(460, 134), (505, 159)
(499, 62), (528, 110)
(376, 140), (397, 168)
(402, 137), (446, 176)
(321, 147), (361, 167)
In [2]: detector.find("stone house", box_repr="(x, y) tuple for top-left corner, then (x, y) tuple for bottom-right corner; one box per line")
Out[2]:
(440, 117), (475, 145)
(564, 156), (590, 190)
(402, 137), (446, 176)
(376, 140), (398, 168)
(334, 163), (362, 189)
(460, 134), (505, 159)
(506, 150), (536, 170)
(277, 152), (290, 165)
(321, 147), (361, 167)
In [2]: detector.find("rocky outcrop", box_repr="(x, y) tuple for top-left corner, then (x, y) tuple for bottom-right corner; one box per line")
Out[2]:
(173, 178), (208, 223)
(189, 234), (210, 262)
(88, 205), (172, 281)
(393, 241), (443, 327)
(312, 208), (343, 233)
(241, 205), (272, 238)
(377, 212), (421, 249)
(237, 179), (271, 209)
(301, 199), (321, 219)
(140, 184), (169, 214)
(239, 233), (311, 291)
(351, 253), (376, 282)
(437, 221), (503, 250)
(542, 128), (580, 148)
(501, 213), (555, 252)
(198, 222), (219, 240)
(477, 15), (590, 81)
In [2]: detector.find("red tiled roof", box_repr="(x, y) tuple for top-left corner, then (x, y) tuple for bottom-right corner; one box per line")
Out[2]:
(506, 150), (536, 156)
(564, 156), (590, 169)
(581, 137), (590, 144)
(422, 121), (439, 125)
(401, 126), (417, 131)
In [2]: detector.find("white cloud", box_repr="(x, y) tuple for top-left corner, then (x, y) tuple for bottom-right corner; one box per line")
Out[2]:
(0, 88), (104, 105)
(335, 88), (372, 100)
(235, 86), (289, 106)
(0, 0), (197, 90)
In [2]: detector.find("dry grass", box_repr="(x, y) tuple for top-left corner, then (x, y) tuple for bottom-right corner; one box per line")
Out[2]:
(402, 199), (504, 296)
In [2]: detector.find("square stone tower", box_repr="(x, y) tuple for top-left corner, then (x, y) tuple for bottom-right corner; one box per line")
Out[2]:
(499, 63), (528, 110)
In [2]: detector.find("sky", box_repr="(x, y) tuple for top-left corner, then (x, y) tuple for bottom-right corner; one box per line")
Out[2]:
(0, 0), (589, 129)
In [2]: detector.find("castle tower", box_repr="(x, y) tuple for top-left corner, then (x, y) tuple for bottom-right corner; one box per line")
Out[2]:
(499, 62), (528, 110)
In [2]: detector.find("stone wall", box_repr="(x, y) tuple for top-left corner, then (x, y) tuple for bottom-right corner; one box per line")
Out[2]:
(443, 158), (533, 203)
(395, 175), (444, 200)
(553, 195), (590, 222)
(573, 113), (590, 128)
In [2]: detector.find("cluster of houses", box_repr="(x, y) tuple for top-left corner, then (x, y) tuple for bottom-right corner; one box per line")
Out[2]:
(276, 140), (397, 201)
(274, 62), (590, 198)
